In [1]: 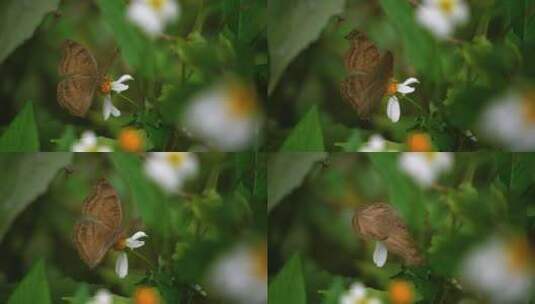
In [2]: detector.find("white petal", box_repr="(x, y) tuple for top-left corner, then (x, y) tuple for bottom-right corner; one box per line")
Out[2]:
(417, 5), (453, 38)
(81, 131), (97, 146)
(130, 231), (148, 241)
(115, 74), (134, 84)
(397, 84), (416, 95)
(451, 0), (470, 24)
(126, 231), (148, 249)
(373, 241), (388, 267)
(127, 1), (164, 36)
(144, 156), (182, 192)
(103, 96), (121, 120)
(93, 289), (112, 304)
(401, 77), (419, 87)
(115, 252), (128, 278)
(160, 0), (179, 22)
(387, 96), (401, 123)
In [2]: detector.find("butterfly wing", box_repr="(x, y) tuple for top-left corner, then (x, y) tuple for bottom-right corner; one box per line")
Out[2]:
(57, 75), (97, 117)
(58, 40), (98, 77)
(57, 40), (98, 117)
(82, 179), (123, 232)
(74, 218), (122, 268)
(74, 179), (123, 268)
(341, 31), (394, 119)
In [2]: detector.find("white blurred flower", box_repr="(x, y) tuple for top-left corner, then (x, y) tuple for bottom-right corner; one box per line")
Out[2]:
(87, 289), (112, 304)
(399, 152), (453, 187)
(416, 0), (469, 39)
(339, 283), (382, 304)
(461, 236), (533, 304)
(183, 81), (261, 151)
(115, 231), (148, 279)
(71, 131), (113, 152)
(100, 75), (134, 121)
(127, 0), (179, 36)
(144, 152), (198, 193)
(386, 78), (419, 123)
(479, 90), (535, 151)
(360, 135), (386, 152)
(208, 243), (267, 304)
(359, 134), (399, 152)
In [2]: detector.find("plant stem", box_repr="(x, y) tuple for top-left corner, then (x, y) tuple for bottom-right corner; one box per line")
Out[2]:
(192, 0), (205, 33)
(117, 93), (139, 109)
(129, 249), (155, 270)
(402, 95), (425, 113)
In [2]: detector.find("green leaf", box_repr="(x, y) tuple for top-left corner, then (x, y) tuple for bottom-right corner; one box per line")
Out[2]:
(109, 153), (168, 235)
(0, 153), (73, 241)
(268, 152), (327, 212)
(0, 102), (39, 151)
(281, 106), (324, 151)
(369, 153), (425, 233)
(0, 0), (60, 63)
(97, 0), (155, 76)
(268, 255), (307, 304)
(268, 0), (345, 93)
(379, 0), (441, 81)
(321, 277), (345, 304)
(7, 260), (51, 304)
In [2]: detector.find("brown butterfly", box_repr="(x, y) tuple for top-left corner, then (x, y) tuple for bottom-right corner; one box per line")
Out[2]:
(73, 179), (125, 268)
(340, 31), (394, 119)
(353, 202), (424, 266)
(57, 40), (100, 117)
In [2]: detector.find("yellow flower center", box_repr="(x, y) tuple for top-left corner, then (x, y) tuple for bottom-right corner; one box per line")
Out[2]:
(521, 90), (535, 125)
(407, 132), (433, 152)
(251, 242), (267, 281)
(119, 128), (144, 152)
(389, 280), (414, 304)
(227, 83), (258, 119)
(506, 237), (532, 274)
(114, 238), (127, 251)
(148, 0), (165, 10)
(133, 286), (160, 304)
(100, 76), (112, 94)
(439, 0), (454, 14)
(166, 153), (185, 168)
(387, 80), (398, 96)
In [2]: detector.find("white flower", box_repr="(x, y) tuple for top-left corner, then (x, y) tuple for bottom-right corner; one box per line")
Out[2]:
(373, 241), (388, 267)
(208, 243), (267, 304)
(144, 152), (198, 193)
(479, 91), (535, 151)
(360, 135), (387, 152)
(87, 289), (112, 304)
(115, 231), (148, 279)
(127, 0), (179, 37)
(416, 0), (470, 39)
(71, 131), (113, 152)
(183, 81), (261, 151)
(399, 152), (453, 187)
(461, 237), (533, 304)
(386, 78), (419, 123)
(339, 283), (382, 304)
(101, 75), (133, 121)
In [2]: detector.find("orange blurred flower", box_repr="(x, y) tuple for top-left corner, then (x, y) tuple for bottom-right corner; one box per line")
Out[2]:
(119, 128), (144, 152)
(407, 132), (433, 152)
(389, 280), (413, 304)
(133, 286), (160, 304)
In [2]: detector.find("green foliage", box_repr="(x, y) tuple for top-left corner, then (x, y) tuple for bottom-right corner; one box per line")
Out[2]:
(7, 260), (51, 304)
(281, 106), (325, 151)
(267, 0), (345, 93)
(268, 153), (535, 303)
(0, 102), (39, 152)
(0, 153), (72, 241)
(0, 0), (60, 63)
(268, 254), (307, 304)
(267, 152), (327, 212)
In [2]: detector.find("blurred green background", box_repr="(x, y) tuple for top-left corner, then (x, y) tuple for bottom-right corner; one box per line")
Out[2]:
(0, 152), (266, 303)
(268, 152), (535, 303)
(267, 0), (535, 151)
(0, 0), (266, 151)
